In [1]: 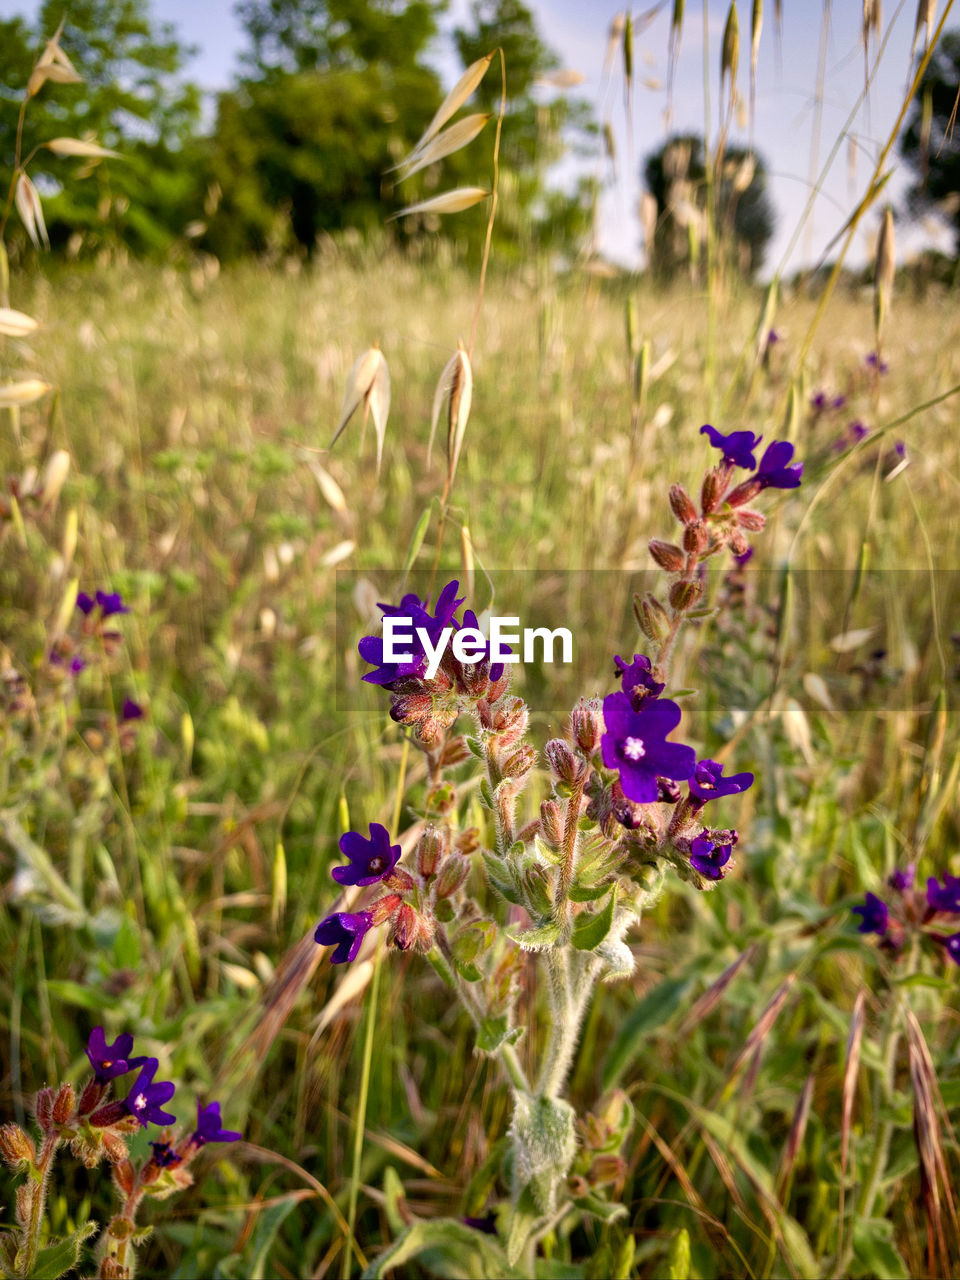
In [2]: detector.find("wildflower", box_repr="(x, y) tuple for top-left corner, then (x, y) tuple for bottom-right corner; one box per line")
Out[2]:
(359, 581), (464, 686)
(688, 759), (754, 803)
(848, 421), (869, 444)
(689, 832), (735, 880)
(699, 424), (762, 470)
(96, 590), (130, 618)
(888, 864), (915, 892)
(150, 1141), (182, 1168)
(76, 592), (96, 616)
(865, 352), (888, 373)
(601, 692), (696, 805)
(614, 653), (665, 705)
(332, 823), (401, 887)
(943, 934), (960, 965)
(767, 328), (780, 345)
(315, 910), (374, 964)
(733, 547), (754, 567)
(852, 891), (888, 935)
(755, 441), (803, 490)
(85, 1027), (135, 1084)
(124, 1059), (176, 1128)
(190, 1100), (241, 1147)
(926, 875), (960, 913)
(121, 698), (143, 721)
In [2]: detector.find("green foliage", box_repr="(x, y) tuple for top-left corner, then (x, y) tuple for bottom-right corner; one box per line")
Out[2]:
(901, 29), (960, 257)
(0, 1), (201, 257)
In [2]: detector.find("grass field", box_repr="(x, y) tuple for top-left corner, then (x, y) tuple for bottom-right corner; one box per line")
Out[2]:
(2, 247), (960, 1278)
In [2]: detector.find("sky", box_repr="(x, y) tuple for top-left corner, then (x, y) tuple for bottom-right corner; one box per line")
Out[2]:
(2, 0), (953, 275)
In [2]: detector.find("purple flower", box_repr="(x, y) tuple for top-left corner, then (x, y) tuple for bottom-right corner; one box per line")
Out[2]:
(95, 590), (130, 618)
(943, 934), (960, 965)
(852, 892), (888, 935)
(85, 1027), (135, 1084)
(69, 655), (86, 674)
(76, 592), (96, 616)
(767, 329), (780, 346)
(689, 759), (754, 803)
(848, 421), (869, 443)
(315, 910), (374, 964)
(359, 580), (465, 686)
(150, 1141), (182, 1168)
(888, 864), (915, 892)
(733, 547), (754, 567)
(700, 425), (762, 470)
(755, 441), (803, 490)
(124, 1058), (176, 1128)
(121, 698), (143, 722)
(332, 823), (401, 887)
(894, 441), (907, 460)
(614, 653), (664, 705)
(601, 692), (696, 805)
(689, 833), (734, 880)
(191, 1100), (241, 1146)
(927, 875), (960, 913)
(866, 352), (888, 373)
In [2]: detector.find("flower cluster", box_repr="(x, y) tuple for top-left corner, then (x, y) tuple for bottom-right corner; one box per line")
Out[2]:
(852, 867), (960, 966)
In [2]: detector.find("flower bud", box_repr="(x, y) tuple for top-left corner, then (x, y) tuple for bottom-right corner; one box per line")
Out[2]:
(370, 893), (403, 925)
(53, 1082), (75, 1126)
(571, 697), (603, 754)
(729, 529), (749, 556)
(0, 1123), (35, 1167)
(737, 508), (766, 531)
(391, 904), (419, 951)
(455, 827), (479, 855)
(682, 523), (709, 554)
(540, 799), (564, 846)
(544, 738), (580, 784)
(112, 1159), (136, 1197)
(502, 743), (535, 780)
(701, 468), (724, 514)
(634, 593), (670, 643)
(16, 1184), (32, 1229)
(486, 670), (511, 701)
(389, 692), (432, 726)
(416, 827), (445, 878)
(669, 578), (704, 611)
(35, 1087), (55, 1131)
(78, 1079), (105, 1116)
(589, 1154), (626, 1186)
(415, 715), (443, 746)
(726, 477), (763, 507)
(89, 1101), (127, 1129)
(384, 867), (416, 893)
(101, 1131), (128, 1164)
(460, 660), (490, 697)
(669, 483), (698, 524)
(107, 1215), (133, 1241)
(648, 539), (686, 572)
(440, 736), (471, 767)
(521, 861), (554, 916)
(436, 853), (471, 898)
(492, 696), (527, 742)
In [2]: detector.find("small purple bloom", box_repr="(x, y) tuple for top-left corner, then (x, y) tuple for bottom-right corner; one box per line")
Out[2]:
(865, 352), (888, 373)
(689, 759), (754, 803)
(359, 580), (465, 686)
(811, 392), (827, 412)
(69, 655), (86, 674)
(852, 892), (888, 935)
(191, 1100), (242, 1146)
(76, 592), (96, 616)
(614, 653), (664, 705)
(315, 910), (374, 964)
(888, 864), (915, 892)
(894, 441), (907, 460)
(95, 590), (130, 618)
(927, 875), (960, 913)
(700, 424), (762, 470)
(460, 608), (506, 682)
(832, 395), (847, 410)
(85, 1027), (135, 1084)
(733, 547), (754, 567)
(150, 1141), (182, 1168)
(767, 329), (780, 346)
(121, 698), (143, 722)
(601, 692), (696, 805)
(332, 823), (401, 887)
(464, 1213), (498, 1234)
(124, 1058), (177, 1128)
(689, 833), (734, 880)
(848, 421), (869, 443)
(943, 934), (960, 965)
(755, 441), (803, 490)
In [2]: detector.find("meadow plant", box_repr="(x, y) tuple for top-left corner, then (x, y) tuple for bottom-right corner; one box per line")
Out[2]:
(313, 424), (804, 1272)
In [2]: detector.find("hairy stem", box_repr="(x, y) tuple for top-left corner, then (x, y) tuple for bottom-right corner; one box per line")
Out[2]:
(20, 1133), (59, 1278)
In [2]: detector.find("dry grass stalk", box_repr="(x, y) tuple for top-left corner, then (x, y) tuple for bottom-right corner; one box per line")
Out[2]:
(678, 945), (754, 1034)
(390, 187), (489, 221)
(14, 173), (48, 250)
(722, 1), (741, 115)
(0, 307), (37, 337)
(874, 205), (896, 344)
(392, 114), (491, 182)
(777, 1073), (815, 1202)
(726, 972), (795, 1081)
(329, 346), (391, 477)
(905, 1011), (960, 1272)
(428, 343), (473, 486)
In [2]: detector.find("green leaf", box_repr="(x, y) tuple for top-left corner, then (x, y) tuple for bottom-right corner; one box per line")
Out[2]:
(476, 1015), (523, 1054)
(570, 1191), (628, 1224)
(382, 1167), (407, 1236)
(402, 505), (433, 572)
(246, 1197), (299, 1280)
(571, 886), (616, 951)
(505, 1187), (540, 1269)
(666, 1226), (691, 1279)
(850, 1218), (909, 1279)
(362, 1218), (516, 1279)
(482, 851), (521, 905)
(602, 977), (692, 1088)
(568, 881), (611, 903)
(506, 919), (561, 951)
(30, 1222), (97, 1279)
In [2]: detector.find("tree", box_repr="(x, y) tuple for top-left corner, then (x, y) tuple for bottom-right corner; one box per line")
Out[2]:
(453, 0), (596, 260)
(0, 1), (201, 256)
(642, 134), (775, 280)
(900, 30), (960, 256)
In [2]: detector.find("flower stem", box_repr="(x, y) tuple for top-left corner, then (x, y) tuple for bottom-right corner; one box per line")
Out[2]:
(20, 1134), (58, 1278)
